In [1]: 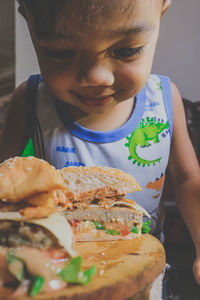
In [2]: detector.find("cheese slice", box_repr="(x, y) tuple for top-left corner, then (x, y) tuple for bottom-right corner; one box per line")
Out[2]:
(110, 200), (151, 219)
(0, 212), (77, 257)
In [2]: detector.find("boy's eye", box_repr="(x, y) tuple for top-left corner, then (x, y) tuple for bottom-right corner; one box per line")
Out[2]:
(112, 47), (143, 59)
(43, 48), (76, 60)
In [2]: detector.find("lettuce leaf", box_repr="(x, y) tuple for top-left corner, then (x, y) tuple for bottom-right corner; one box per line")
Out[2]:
(131, 226), (139, 234)
(58, 256), (96, 285)
(106, 229), (120, 235)
(141, 220), (151, 234)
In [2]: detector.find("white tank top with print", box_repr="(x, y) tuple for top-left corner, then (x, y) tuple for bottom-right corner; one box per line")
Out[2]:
(27, 74), (173, 237)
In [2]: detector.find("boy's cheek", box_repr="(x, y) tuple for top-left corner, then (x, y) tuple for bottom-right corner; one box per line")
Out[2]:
(116, 62), (150, 92)
(42, 72), (73, 92)
(36, 57), (74, 86)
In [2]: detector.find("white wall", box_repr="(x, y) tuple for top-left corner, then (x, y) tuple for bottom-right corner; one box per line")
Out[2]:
(16, 0), (200, 102)
(15, 3), (39, 86)
(152, 0), (200, 102)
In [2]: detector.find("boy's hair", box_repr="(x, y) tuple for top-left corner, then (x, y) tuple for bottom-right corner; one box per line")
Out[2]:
(17, 0), (72, 39)
(18, 0), (140, 39)
(17, 0), (166, 40)
(18, 0), (120, 39)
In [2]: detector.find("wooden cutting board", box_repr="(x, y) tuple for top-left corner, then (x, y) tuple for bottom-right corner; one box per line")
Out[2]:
(11, 234), (166, 300)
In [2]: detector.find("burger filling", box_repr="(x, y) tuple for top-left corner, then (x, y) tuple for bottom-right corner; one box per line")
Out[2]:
(65, 198), (151, 238)
(0, 246), (69, 296)
(0, 220), (96, 297)
(0, 220), (60, 249)
(69, 219), (142, 237)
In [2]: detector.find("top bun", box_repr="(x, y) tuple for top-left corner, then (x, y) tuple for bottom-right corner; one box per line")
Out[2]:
(0, 157), (66, 203)
(60, 166), (142, 202)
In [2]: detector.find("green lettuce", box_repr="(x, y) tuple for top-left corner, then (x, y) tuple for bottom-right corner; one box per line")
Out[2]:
(58, 256), (96, 285)
(141, 220), (151, 234)
(131, 226), (139, 234)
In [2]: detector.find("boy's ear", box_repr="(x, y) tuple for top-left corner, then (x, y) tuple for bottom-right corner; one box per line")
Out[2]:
(161, 0), (172, 17)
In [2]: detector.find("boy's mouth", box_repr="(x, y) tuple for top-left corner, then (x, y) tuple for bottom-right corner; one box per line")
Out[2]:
(71, 92), (115, 107)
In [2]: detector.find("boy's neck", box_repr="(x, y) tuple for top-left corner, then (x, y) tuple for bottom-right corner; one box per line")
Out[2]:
(68, 97), (135, 131)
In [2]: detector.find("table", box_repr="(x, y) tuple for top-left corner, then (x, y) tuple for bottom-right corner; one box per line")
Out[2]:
(12, 234), (166, 300)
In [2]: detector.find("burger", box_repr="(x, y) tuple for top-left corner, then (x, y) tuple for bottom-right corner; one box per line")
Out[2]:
(0, 156), (73, 218)
(60, 166), (151, 241)
(0, 157), (95, 298)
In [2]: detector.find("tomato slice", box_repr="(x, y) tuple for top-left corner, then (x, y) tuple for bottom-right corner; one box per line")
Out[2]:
(120, 227), (130, 236)
(72, 220), (81, 226)
(69, 220), (81, 227)
(68, 220), (81, 233)
(49, 249), (69, 260)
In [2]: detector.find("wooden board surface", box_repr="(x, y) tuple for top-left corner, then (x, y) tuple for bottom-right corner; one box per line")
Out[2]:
(11, 235), (166, 300)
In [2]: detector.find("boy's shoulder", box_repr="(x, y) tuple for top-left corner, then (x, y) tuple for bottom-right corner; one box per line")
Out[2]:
(145, 74), (172, 99)
(148, 73), (171, 85)
(0, 80), (29, 161)
(13, 80), (27, 97)
(145, 74), (172, 93)
(9, 80), (28, 109)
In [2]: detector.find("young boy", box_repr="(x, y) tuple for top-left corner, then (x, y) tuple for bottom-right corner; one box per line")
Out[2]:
(0, 0), (200, 285)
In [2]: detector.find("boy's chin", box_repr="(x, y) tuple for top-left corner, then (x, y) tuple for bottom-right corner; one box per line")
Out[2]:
(77, 100), (116, 115)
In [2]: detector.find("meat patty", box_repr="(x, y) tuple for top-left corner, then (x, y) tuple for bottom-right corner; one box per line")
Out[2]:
(64, 206), (143, 224)
(0, 220), (60, 250)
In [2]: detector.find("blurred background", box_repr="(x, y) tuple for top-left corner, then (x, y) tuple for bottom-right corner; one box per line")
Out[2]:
(0, 0), (14, 97)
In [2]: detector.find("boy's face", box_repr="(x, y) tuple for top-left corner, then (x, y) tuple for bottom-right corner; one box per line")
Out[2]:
(28, 0), (170, 115)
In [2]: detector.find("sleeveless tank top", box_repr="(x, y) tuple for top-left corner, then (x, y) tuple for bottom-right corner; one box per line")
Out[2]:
(26, 74), (173, 238)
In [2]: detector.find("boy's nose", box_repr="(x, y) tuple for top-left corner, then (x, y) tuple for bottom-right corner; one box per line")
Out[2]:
(77, 60), (115, 87)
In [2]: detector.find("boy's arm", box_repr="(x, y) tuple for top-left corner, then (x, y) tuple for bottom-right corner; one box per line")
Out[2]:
(168, 82), (200, 283)
(0, 82), (29, 163)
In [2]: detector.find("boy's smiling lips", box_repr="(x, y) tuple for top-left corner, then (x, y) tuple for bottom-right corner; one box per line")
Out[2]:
(70, 91), (117, 107)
